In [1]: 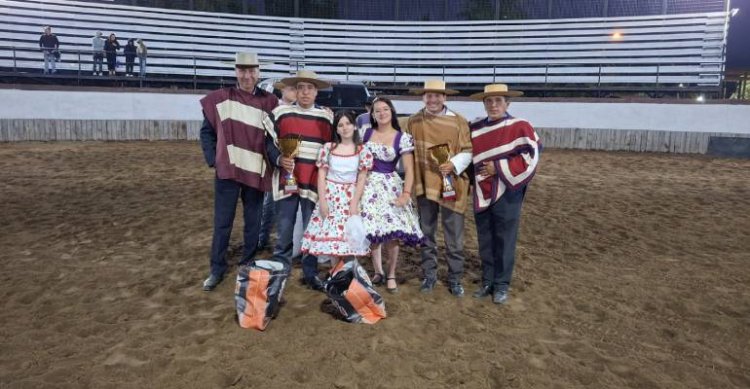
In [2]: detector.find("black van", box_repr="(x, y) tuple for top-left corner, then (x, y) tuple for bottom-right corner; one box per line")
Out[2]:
(315, 81), (371, 115)
(260, 78), (372, 115)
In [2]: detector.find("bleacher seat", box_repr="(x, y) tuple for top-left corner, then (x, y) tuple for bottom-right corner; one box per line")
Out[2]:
(0, 0), (729, 87)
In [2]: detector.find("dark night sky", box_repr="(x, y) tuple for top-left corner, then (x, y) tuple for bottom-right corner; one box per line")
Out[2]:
(727, 0), (750, 68)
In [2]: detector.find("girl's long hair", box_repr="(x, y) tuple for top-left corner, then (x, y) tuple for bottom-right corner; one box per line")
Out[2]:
(369, 97), (401, 131)
(331, 110), (361, 152)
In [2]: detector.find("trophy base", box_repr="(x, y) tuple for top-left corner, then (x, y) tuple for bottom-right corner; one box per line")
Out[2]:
(284, 185), (298, 194)
(442, 191), (456, 201)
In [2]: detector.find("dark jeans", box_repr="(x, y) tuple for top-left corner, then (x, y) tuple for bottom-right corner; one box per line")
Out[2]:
(208, 177), (264, 278)
(258, 192), (275, 246)
(106, 53), (116, 71)
(125, 58), (135, 74)
(271, 195), (316, 279)
(474, 187), (526, 292)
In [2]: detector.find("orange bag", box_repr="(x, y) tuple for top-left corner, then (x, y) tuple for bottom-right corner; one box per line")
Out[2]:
(235, 260), (289, 331)
(326, 260), (387, 324)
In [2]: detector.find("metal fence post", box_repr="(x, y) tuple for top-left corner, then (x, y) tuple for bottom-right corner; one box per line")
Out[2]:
(12, 47), (17, 72)
(77, 51), (81, 85)
(655, 64), (660, 89)
(193, 55), (197, 90)
(493, 66), (496, 83)
(346, 63), (349, 81)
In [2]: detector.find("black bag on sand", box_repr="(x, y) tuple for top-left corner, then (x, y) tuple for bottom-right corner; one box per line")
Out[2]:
(235, 260), (289, 331)
(325, 260), (387, 324)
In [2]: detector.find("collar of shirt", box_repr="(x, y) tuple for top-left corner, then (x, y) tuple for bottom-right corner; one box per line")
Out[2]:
(486, 112), (513, 126)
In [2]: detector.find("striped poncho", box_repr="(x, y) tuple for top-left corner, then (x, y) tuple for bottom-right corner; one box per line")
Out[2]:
(200, 87), (278, 191)
(270, 103), (333, 203)
(470, 114), (541, 212)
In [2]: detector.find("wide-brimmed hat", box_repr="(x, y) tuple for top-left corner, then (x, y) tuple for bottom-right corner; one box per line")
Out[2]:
(281, 69), (330, 89)
(409, 79), (459, 95)
(470, 84), (524, 100)
(233, 52), (260, 68)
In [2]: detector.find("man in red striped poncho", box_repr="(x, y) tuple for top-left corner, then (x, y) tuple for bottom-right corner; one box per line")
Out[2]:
(468, 84), (541, 304)
(266, 69), (334, 291)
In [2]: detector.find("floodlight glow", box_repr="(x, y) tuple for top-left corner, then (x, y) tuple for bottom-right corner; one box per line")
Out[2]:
(611, 32), (623, 40)
(696, 95), (705, 102)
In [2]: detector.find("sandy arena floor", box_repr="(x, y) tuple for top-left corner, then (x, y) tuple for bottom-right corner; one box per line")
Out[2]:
(0, 142), (748, 388)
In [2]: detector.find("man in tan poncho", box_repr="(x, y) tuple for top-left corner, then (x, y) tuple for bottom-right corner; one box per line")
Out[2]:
(405, 80), (472, 297)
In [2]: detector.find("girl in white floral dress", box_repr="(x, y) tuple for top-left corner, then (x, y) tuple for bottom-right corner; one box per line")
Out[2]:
(301, 111), (374, 269)
(361, 98), (425, 293)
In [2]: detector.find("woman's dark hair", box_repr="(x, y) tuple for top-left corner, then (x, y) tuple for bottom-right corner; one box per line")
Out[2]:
(369, 97), (401, 131)
(331, 110), (361, 151)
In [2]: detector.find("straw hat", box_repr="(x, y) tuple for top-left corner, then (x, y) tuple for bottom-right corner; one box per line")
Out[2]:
(469, 84), (523, 100)
(233, 52), (260, 67)
(281, 69), (330, 89)
(409, 79), (459, 95)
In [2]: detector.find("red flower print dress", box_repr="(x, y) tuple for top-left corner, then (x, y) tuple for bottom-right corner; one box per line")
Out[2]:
(301, 143), (374, 257)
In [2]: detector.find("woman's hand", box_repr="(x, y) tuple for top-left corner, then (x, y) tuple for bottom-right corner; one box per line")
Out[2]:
(348, 201), (360, 216)
(319, 200), (330, 219)
(393, 193), (410, 208)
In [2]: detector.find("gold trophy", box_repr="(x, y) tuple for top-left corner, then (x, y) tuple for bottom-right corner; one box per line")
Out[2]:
(279, 135), (301, 194)
(428, 143), (457, 201)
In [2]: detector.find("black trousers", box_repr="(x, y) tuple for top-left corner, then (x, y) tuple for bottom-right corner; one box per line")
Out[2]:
(474, 187), (527, 292)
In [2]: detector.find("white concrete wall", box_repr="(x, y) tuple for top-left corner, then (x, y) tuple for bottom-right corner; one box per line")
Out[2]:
(3, 89), (749, 134)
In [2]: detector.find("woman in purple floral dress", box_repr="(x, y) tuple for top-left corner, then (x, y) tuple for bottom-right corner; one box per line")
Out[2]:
(361, 98), (424, 293)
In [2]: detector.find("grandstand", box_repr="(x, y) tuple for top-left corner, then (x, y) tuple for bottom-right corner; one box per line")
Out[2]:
(0, 0), (735, 96)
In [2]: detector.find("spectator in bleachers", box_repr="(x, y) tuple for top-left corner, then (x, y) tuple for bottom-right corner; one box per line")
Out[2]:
(136, 39), (147, 78)
(104, 33), (120, 76)
(405, 80), (472, 297)
(198, 52), (279, 291)
(38, 26), (59, 75)
(91, 31), (105, 76)
(124, 39), (137, 77)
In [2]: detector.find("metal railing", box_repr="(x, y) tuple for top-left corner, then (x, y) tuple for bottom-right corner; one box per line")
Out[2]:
(0, 45), (725, 94)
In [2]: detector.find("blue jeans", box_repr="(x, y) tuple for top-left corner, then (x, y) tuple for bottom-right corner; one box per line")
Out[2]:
(208, 177), (264, 278)
(272, 195), (317, 279)
(474, 187), (526, 292)
(139, 57), (146, 77)
(43, 51), (56, 73)
(93, 53), (103, 73)
(258, 192), (275, 246)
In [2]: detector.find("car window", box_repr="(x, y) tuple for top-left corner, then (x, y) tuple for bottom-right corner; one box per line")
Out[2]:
(316, 88), (335, 107)
(337, 86), (366, 108)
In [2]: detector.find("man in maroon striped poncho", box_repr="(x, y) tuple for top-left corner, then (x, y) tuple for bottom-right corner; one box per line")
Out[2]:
(468, 84), (541, 304)
(199, 52), (279, 291)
